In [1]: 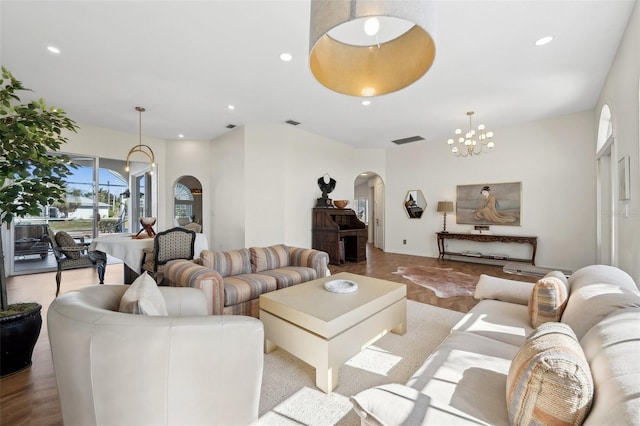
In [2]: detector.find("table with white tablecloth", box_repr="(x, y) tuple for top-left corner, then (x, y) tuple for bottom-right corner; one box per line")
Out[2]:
(89, 233), (209, 283)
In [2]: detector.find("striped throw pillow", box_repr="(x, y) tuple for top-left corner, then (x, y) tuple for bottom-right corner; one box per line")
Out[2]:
(250, 244), (289, 272)
(528, 276), (569, 327)
(200, 249), (251, 277)
(506, 322), (594, 426)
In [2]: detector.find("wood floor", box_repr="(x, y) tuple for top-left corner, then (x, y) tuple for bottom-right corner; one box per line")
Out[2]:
(0, 246), (535, 425)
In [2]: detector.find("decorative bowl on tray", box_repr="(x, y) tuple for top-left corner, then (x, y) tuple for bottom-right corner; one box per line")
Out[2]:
(333, 200), (349, 209)
(134, 217), (157, 238)
(324, 279), (358, 293)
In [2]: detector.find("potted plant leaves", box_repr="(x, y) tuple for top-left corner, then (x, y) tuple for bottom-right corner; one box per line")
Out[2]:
(0, 67), (78, 376)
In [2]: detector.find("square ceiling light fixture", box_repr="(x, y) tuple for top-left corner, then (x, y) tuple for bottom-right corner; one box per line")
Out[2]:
(309, 0), (436, 97)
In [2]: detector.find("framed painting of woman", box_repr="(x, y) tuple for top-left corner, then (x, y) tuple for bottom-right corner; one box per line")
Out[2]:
(456, 182), (521, 226)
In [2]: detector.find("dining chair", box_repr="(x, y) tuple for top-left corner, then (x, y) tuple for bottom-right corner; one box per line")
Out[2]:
(184, 222), (202, 233)
(142, 227), (196, 283)
(49, 229), (106, 296)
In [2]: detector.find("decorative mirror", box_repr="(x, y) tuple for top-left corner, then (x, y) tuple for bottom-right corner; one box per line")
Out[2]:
(404, 190), (426, 219)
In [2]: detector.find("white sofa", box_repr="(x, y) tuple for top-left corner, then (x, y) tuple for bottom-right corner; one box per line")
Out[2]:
(351, 265), (640, 425)
(48, 285), (264, 426)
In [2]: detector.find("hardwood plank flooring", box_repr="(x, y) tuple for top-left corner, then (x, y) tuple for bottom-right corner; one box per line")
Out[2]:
(0, 247), (535, 425)
(331, 244), (535, 313)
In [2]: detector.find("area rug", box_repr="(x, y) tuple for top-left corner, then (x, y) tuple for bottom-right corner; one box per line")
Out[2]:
(258, 300), (464, 425)
(392, 266), (479, 298)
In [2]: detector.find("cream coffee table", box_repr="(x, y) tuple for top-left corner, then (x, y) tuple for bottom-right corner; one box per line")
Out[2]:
(259, 272), (406, 393)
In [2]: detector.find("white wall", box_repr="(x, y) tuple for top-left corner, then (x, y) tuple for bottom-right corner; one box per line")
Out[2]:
(207, 113), (600, 274)
(243, 123), (359, 248)
(211, 128), (246, 251)
(164, 139), (211, 235)
(596, 0), (640, 284)
(352, 149), (387, 185)
(384, 111), (596, 272)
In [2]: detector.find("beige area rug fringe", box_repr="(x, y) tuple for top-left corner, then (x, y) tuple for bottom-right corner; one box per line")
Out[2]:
(258, 300), (464, 425)
(393, 266), (479, 298)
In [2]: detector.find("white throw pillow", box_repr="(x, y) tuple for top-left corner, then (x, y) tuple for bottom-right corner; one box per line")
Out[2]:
(474, 274), (534, 305)
(119, 272), (169, 316)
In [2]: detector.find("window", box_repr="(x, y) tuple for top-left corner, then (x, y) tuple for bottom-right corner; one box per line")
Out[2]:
(174, 183), (194, 220)
(355, 197), (369, 224)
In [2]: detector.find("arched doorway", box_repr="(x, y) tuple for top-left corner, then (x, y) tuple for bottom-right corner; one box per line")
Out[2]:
(354, 172), (385, 250)
(174, 176), (203, 229)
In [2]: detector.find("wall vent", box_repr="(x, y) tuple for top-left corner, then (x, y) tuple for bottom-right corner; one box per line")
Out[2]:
(392, 136), (425, 145)
(285, 120), (301, 126)
(226, 124), (236, 129)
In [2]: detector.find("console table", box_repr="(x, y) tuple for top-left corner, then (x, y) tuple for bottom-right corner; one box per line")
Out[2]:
(437, 232), (537, 265)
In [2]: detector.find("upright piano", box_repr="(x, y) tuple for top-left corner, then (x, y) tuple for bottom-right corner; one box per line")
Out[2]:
(312, 208), (367, 265)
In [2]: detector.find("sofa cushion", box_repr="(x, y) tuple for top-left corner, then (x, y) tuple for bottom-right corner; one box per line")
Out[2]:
(353, 331), (519, 426)
(568, 264), (638, 294)
(561, 264), (640, 340)
(353, 331), (521, 426)
(223, 274), (278, 306)
(55, 231), (81, 260)
(506, 322), (593, 426)
(561, 283), (640, 340)
(474, 274), (534, 305)
(200, 248), (251, 277)
(453, 299), (532, 347)
(528, 275), (569, 327)
(580, 308), (640, 426)
(352, 382), (502, 426)
(250, 244), (288, 272)
(258, 266), (317, 289)
(118, 272), (169, 316)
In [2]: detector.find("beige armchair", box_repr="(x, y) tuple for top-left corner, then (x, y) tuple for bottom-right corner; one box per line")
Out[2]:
(48, 285), (264, 426)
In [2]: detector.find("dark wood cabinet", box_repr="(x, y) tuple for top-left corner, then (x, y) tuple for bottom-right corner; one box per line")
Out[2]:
(312, 208), (367, 265)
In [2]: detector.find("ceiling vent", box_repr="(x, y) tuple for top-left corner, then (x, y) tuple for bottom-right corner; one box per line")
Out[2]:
(392, 136), (425, 145)
(226, 124), (236, 129)
(285, 119), (300, 126)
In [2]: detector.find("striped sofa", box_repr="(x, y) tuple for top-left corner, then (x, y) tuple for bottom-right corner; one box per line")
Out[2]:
(164, 244), (330, 317)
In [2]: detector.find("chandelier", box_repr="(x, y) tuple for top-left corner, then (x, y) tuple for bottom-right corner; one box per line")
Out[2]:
(125, 106), (155, 174)
(447, 111), (495, 157)
(309, 0), (436, 97)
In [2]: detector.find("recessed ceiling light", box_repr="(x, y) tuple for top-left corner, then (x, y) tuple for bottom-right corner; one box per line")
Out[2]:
(534, 36), (553, 46)
(228, 105), (235, 110)
(280, 52), (293, 62)
(362, 100), (371, 106)
(47, 45), (61, 54)
(178, 134), (184, 138)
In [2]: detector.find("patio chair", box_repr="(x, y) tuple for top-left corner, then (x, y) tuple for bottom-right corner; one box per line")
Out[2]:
(49, 229), (106, 296)
(110, 208), (126, 233)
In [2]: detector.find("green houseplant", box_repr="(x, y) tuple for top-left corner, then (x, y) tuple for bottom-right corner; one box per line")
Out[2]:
(0, 67), (78, 376)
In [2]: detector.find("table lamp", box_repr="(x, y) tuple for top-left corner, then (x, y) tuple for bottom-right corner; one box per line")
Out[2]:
(437, 201), (454, 233)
